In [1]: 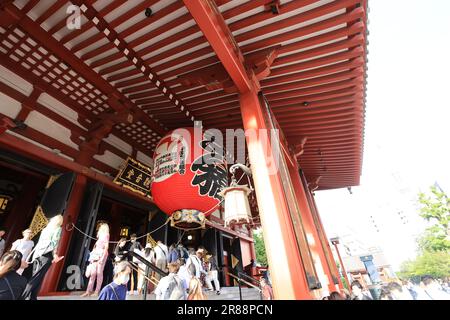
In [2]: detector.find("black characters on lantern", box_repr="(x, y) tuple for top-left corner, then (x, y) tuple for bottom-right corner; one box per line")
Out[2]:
(191, 137), (227, 200)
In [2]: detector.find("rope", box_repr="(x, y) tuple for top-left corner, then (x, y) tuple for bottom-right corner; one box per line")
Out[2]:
(67, 166), (251, 242)
(175, 230), (185, 246)
(67, 217), (170, 244)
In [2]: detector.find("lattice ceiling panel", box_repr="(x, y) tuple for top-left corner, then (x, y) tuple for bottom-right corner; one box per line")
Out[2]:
(0, 26), (110, 117)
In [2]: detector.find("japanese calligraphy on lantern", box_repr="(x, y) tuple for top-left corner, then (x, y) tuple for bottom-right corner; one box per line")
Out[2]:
(113, 157), (153, 197)
(191, 136), (228, 200)
(153, 131), (189, 182)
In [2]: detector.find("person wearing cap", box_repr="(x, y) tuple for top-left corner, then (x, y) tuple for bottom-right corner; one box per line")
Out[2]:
(10, 229), (34, 275)
(186, 248), (206, 279)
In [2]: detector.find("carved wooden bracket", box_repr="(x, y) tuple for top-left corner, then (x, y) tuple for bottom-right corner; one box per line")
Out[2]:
(308, 176), (322, 192)
(293, 136), (308, 159)
(177, 46), (280, 93)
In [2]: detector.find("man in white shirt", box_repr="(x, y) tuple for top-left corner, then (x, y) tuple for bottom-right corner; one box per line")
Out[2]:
(11, 229), (34, 275)
(177, 258), (192, 293)
(151, 241), (168, 280)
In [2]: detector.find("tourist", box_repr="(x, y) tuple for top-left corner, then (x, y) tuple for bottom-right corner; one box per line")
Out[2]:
(186, 248), (205, 279)
(388, 281), (413, 300)
(420, 275), (450, 300)
(187, 276), (207, 300)
(98, 261), (131, 300)
(205, 253), (221, 295)
(150, 240), (168, 280)
(0, 228), (6, 258)
(21, 214), (64, 300)
(260, 277), (273, 300)
(328, 291), (345, 300)
(341, 288), (352, 300)
(350, 280), (372, 300)
(136, 243), (152, 295)
(177, 258), (192, 293)
(129, 234), (143, 295)
(168, 244), (179, 264)
(177, 244), (189, 260)
(154, 261), (185, 300)
(114, 237), (129, 262)
(0, 250), (27, 300)
(379, 286), (393, 300)
(81, 223), (110, 297)
(402, 280), (418, 300)
(10, 229), (34, 275)
(200, 251), (208, 287)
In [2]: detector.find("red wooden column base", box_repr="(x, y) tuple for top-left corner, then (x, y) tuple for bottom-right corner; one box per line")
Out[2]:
(39, 174), (88, 294)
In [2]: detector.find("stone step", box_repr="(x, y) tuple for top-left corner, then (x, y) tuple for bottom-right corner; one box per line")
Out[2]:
(38, 287), (261, 300)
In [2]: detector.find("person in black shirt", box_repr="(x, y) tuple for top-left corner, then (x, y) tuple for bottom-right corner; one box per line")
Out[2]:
(0, 250), (27, 300)
(114, 238), (130, 262)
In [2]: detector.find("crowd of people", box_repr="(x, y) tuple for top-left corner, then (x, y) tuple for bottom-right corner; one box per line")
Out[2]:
(3, 221), (448, 301)
(0, 215), (64, 300)
(321, 278), (450, 300)
(0, 220), (226, 300)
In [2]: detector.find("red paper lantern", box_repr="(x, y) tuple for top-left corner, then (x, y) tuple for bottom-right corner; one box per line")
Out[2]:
(151, 128), (227, 229)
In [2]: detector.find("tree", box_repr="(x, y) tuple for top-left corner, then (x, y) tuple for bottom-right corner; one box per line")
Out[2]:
(417, 185), (450, 252)
(398, 251), (450, 279)
(253, 230), (268, 266)
(398, 185), (450, 279)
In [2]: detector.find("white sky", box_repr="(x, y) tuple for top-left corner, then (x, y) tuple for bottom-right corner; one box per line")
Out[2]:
(314, 0), (450, 271)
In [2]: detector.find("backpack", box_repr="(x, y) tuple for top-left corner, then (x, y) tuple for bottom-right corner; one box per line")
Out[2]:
(164, 275), (185, 300)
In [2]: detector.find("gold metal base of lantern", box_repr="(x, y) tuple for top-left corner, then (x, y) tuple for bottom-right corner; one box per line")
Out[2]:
(169, 209), (206, 230)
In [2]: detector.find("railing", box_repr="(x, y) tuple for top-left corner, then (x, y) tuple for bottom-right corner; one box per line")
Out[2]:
(125, 250), (168, 300)
(128, 261), (159, 286)
(226, 272), (262, 300)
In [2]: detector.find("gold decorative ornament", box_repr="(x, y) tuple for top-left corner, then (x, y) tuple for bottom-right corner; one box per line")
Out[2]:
(169, 209), (206, 230)
(28, 205), (49, 239)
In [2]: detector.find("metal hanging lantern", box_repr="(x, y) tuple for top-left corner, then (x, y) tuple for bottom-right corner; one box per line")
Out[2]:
(219, 163), (253, 227)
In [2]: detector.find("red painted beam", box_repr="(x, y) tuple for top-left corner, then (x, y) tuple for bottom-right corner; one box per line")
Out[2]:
(183, 0), (253, 94)
(0, 131), (154, 206)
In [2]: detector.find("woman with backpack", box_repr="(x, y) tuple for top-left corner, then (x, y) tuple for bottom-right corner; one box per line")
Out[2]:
(154, 261), (185, 300)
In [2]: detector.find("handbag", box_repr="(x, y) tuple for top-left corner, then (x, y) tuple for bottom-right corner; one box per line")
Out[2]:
(88, 250), (102, 262)
(85, 263), (95, 278)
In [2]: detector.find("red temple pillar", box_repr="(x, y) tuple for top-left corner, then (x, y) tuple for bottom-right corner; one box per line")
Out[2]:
(285, 158), (337, 294)
(39, 174), (88, 294)
(308, 189), (344, 291)
(239, 86), (311, 300)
